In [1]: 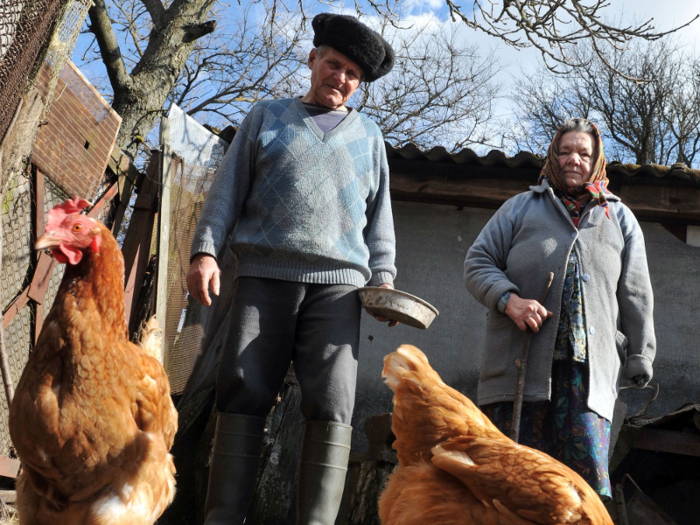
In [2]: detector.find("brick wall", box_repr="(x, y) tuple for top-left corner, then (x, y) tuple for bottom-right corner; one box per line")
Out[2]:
(31, 60), (121, 200)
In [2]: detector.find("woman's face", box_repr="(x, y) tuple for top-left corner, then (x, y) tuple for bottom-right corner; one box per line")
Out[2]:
(558, 131), (594, 188)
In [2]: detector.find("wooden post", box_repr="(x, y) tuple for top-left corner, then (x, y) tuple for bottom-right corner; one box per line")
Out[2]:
(510, 272), (554, 443)
(32, 168), (46, 343)
(156, 117), (172, 365)
(0, 149), (15, 406)
(122, 155), (160, 336)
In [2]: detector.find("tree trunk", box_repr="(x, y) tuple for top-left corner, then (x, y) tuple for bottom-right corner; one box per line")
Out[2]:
(89, 0), (217, 158)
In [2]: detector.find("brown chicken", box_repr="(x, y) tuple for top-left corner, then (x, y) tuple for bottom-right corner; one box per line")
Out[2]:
(9, 197), (178, 525)
(378, 344), (613, 525)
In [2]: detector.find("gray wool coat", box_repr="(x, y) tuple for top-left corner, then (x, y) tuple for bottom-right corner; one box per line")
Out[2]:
(464, 180), (656, 421)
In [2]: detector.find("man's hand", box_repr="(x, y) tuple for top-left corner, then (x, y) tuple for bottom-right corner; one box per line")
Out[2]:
(367, 282), (399, 327)
(186, 254), (221, 306)
(504, 292), (553, 332)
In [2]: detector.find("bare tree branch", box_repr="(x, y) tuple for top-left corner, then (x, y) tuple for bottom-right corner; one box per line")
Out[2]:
(436, 0), (700, 80)
(510, 38), (700, 167)
(141, 0), (166, 27)
(183, 21), (217, 43)
(88, 0), (132, 94)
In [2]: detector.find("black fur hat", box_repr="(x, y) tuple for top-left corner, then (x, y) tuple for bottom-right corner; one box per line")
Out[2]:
(311, 13), (394, 82)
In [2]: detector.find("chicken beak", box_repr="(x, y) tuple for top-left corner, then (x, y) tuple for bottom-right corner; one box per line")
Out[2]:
(35, 233), (62, 250)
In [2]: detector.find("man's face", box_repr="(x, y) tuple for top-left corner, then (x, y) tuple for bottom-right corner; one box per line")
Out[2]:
(305, 47), (363, 110)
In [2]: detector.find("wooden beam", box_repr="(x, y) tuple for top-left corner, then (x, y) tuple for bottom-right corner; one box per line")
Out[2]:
(88, 180), (119, 219)
(33, 168), (46, 343)
(156, 118), (172, 364)
(27, 253), (57, 304)
(388, 160), (700, 224)
(2, 288), (30, 330)
(107, 146), (140, 235)
(112, 167), (137, 236)
(122, 152), (160, 333)
(632, 427), (700, 458)
(390, 172), (532, 210)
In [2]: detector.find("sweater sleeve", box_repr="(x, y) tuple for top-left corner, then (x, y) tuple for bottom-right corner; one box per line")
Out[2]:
(364, 140), (396, 286)
(616, 204), (656, 384)
(190, 108), (259, 262)
(464, 199), (521, 311)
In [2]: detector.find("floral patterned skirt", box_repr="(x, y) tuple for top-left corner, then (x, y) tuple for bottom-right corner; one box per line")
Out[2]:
(480, 359), (612, 501)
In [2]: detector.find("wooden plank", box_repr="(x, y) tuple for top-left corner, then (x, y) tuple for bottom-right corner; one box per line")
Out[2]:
(0, 456), (20, 478)
(632, 427), (700, 457)
(2, 288), (30, 330)
(112, 168), (137, 236)
(34, 168), (46, 238)
(390, 172), (531, 210)
(33, 168), (47, 342)
(27, 252), (57, 304)
(156, 117), (172, 365)
(388, 166), (700, 224)
(108, 146), (139, 235)
(617, 185), (700, 223)
(121, 153), (160, 331)
(87, 180), (119, 219)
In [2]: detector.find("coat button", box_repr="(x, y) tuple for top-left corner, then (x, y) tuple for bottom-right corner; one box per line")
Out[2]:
(589, 326), (595, 335)
(571, 232), (577, 238)
(582, 273), (590, 282)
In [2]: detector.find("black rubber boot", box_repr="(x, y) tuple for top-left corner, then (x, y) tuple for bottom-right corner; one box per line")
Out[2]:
(296, 421), (353, 525)
(204, 413), (266, 525)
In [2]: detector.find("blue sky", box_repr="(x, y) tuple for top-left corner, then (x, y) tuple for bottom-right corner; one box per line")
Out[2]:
(71, 0), (700, 157)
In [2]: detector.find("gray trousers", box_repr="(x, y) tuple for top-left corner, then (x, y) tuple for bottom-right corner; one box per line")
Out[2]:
(215, 277), (362, 425)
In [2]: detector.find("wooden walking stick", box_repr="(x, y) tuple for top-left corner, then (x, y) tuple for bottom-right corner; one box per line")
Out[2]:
(510, 271), (554, 443)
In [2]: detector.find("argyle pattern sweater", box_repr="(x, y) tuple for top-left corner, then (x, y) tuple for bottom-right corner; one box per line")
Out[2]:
(191, 98), (396, 288)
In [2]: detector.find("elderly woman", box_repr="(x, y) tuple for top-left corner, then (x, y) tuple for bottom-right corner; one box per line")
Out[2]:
(464, 118), (656, 501)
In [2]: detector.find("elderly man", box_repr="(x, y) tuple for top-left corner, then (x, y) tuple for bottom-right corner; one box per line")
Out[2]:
(186, 13), (396, 525)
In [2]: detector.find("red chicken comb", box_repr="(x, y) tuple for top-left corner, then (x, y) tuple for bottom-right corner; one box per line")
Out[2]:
(46, 196), (92, 231)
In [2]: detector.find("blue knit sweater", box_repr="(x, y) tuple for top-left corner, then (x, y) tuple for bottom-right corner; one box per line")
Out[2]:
(191, 98), (397, 288)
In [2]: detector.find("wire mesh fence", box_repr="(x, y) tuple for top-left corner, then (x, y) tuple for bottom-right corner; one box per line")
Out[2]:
(0, 0), (98, 458)
(161, 105), (229, 395)
(0, 0), (65, 144)
(0, 173), (68, 457)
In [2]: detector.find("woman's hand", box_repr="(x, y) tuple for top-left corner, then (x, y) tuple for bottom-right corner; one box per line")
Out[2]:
(504, 293), (553, 332)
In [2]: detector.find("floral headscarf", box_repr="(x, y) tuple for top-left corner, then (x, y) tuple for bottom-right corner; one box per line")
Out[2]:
(537, 119), (610, 224)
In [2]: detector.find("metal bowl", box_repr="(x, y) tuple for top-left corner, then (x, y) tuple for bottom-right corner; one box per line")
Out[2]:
(358, 287), (439, 330)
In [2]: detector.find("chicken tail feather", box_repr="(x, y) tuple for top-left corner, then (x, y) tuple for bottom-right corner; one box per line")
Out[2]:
(139, 316), (163, 361)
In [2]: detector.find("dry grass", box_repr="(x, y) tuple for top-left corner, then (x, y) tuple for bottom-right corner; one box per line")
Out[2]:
(0, 502), (17, 524)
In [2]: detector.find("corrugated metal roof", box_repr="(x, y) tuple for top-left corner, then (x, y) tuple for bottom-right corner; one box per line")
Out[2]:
(385, 143), (700, 185)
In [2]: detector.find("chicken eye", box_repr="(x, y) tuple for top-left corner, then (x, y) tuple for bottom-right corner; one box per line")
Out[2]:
(73, 224), (83, 232)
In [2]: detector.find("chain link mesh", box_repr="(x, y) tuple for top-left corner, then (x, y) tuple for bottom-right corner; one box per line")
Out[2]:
(38, 0), (92, 120)
(162, 105), (228, 394)
(0, 0), (65, 144)
(0, 0), (97, 459)
(0, 173), (68, 457)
